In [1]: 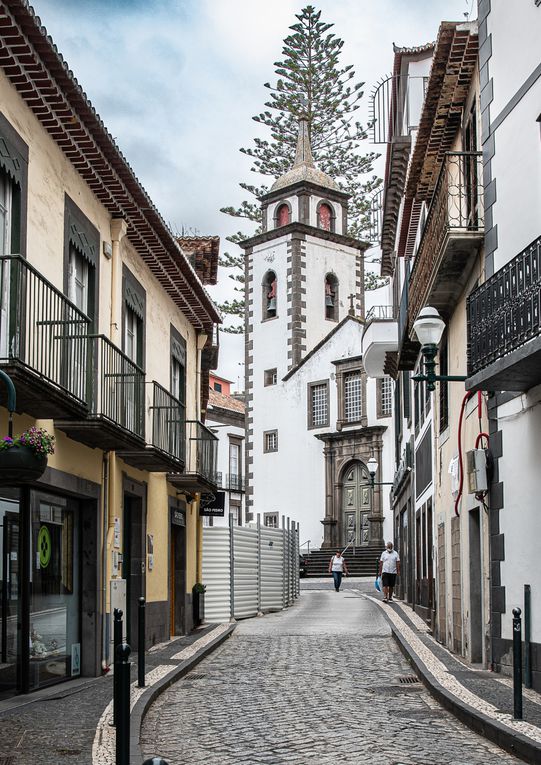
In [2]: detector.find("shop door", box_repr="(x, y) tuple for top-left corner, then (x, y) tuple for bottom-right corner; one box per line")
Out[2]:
(123, 493), (145, 650)
(342, 463), (371, 547)
(0, 492), (20, 697)
(170, 523), (186, 636)
(29, 493), (81, 691)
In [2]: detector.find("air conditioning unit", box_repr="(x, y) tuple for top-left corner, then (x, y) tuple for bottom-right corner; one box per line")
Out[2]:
(466, 449), (488, 494)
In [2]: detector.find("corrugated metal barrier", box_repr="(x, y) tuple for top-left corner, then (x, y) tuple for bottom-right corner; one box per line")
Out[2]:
(202, 515), (299, 622)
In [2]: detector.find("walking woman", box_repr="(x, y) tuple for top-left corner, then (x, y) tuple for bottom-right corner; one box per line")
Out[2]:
(328, 550), (349, 592)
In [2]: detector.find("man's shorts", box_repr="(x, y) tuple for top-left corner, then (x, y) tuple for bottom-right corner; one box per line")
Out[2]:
(382, 572), (397, 587)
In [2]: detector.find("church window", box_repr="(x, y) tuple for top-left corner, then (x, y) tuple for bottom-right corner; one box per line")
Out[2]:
(308, 380), (329, 428)
(317, 201), (334, 231)
(344, 371), (362, 422)
(264, 512), (279, 528)
(262, 270), (277, 320)
(264, 368), (277, 386)
(276, 203), (290, 227)
(264, 430), (278, 453)
(324, 273), (339, 321)
(377, 376), (393, 418)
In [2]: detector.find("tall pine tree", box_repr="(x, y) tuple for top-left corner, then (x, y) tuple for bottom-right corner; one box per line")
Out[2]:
(219, 5), (384, 333)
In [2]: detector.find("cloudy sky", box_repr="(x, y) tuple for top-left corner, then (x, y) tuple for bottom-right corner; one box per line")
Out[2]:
(34, 0), (474, 389)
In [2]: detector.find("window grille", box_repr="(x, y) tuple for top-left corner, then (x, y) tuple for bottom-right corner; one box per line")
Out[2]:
(380, 376), (393, 417)
(264, 430), (278, 452)
(344, 371), (362, 421)
(310, 383), (328, 427)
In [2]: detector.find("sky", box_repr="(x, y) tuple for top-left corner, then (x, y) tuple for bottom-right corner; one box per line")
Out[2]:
(33, 0), (475, 390)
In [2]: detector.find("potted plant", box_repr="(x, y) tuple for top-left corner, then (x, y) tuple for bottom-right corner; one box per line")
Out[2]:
(192, 582), (206, 626)
(0, 426), (55, 484)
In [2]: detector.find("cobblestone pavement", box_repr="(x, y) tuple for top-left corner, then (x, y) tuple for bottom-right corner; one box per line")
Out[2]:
(141, 582), (522, 765)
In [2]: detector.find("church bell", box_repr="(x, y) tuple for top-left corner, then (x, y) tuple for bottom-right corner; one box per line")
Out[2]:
(268, 297), (277, 311)
(325, 294), (334, 307)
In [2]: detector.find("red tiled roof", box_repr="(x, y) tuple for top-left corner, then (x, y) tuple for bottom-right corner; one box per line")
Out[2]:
(208, 388), (245, 415)
(176, 236), (219, 286)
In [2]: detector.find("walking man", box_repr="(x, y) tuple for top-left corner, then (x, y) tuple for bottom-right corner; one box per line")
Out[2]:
(379, 541), (400, 603)
(328, 550), (349, 592)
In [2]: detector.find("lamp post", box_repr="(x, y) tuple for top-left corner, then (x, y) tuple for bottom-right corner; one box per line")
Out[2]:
(411, 306), (467, 391)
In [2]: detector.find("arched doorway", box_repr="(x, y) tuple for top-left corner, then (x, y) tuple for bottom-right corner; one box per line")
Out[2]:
(342, 462), (371, 547)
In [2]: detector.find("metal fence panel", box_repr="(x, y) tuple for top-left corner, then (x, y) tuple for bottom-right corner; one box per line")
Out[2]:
(260, 527), (285, 612)
(233, 527), (259, 619)
(202, 527), (231, 623)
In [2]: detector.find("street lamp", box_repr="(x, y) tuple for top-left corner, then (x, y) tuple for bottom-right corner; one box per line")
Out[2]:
(411, 306), (467, 392)
(366, 456), (393, 489)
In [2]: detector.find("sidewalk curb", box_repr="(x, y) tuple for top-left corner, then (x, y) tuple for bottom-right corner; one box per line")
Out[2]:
(390, 623), (541, 765)
(130, 623), (236, 763)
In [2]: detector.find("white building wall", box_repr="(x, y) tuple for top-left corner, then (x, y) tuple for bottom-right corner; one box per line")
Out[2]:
(206, 415), (245, 528)
(303, 236), (359, 350)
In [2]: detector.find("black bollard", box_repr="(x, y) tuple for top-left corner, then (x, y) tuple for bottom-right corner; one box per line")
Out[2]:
(138, 597), (146, 688)
(113, 608), (123, 726)
(116, 642), (131, 765)
(524, 585), (532, 689)
(512, 607), (523, 720)
(142, 759), (170, 765)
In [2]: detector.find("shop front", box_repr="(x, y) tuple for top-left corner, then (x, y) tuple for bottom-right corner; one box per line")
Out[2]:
(0, 473), (100, 697)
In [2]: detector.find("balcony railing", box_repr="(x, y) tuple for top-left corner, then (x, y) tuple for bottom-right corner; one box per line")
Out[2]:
(185, 420), (218, 484)
(93, 335), (145, 438)
(365, 305), (395, 323)
(467, 235), (541, 381)
(148, 382), (185, 463)
(370, 74), (428, 144)
(227, 473), (245, 492)
(0, 254), (91, 407)
(408, 152), (484, 327)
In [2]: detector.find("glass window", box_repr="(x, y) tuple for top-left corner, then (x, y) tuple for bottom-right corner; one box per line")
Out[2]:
(264, 368), (277, 386)
(309, 382), (329, 427)
(30, 498), (80, 690)
(0, 169), (13, 257)
(67, 246), (90, 315)
(264, 512), (278, 528)
(379, 376), (393, 418)
(344, 371), (362, 422)
(125, 306), (138, 363)
(0, 492), (20, 694)
(264, 430), (278, 453)
(229, 441), (240, 477)
(213, 382), (222, 392)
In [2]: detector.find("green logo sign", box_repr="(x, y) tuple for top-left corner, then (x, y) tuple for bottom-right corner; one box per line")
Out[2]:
(38, 525), (51, 568)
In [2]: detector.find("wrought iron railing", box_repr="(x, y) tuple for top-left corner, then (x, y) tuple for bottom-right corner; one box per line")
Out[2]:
(227, 473), (245, 492)
(148, 382), (185, 462)
(93, 335), (145, 438)
(365, 305), (396, 323)
(370, 74), (428, 144)
(215, 471), (223, 487)
(0, 254), (91, 404)
(408, 152), (483, 326)
(467, 235), (541, 376)
(185, 420), (218, 484)
(398, 268), (409, 343)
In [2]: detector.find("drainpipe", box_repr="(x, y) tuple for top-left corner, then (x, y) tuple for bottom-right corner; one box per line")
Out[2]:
(110, 217), (128, 344)
(195, 331), (208, 584)
(101, 452), (109, 670)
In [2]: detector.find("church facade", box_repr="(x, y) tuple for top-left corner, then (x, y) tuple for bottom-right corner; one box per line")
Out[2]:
(241, 121), (394, 550)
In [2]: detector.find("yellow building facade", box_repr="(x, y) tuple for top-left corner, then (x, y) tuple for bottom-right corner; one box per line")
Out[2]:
(0, 1), (220, 697)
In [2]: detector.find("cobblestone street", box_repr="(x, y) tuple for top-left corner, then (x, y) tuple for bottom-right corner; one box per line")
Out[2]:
(141, 582), (522, 765)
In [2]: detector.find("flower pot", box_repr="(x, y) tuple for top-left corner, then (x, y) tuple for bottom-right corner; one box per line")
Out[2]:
(0, 445), (48, 484)
(192, 588), (205, 626)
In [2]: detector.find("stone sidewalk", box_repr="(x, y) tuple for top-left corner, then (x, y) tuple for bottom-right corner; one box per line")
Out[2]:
(369, 590), (541, 765)
(0, 622), (234, 765)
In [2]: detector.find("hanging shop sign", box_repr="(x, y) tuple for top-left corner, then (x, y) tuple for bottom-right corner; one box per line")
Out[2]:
(171, 508), (186, 527)
(199, 491), (225, 517)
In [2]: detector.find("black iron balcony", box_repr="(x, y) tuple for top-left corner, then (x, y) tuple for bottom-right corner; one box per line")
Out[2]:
(0, 254), (91, 418)
(168, 419), (218, 495)
(408, 152), (484, 334)
(57, 335), (146, 451)
(226, 473), (245, 492)
(466, 235), (541, 392)
(118, 382), (186, 471)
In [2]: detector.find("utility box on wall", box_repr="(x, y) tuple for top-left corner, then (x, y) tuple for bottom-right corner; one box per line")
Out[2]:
(109, 578), (126, 662)
(466, 449), (488, 494)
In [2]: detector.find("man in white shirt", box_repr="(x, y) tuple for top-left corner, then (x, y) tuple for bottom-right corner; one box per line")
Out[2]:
(379, 541), (400, 603)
